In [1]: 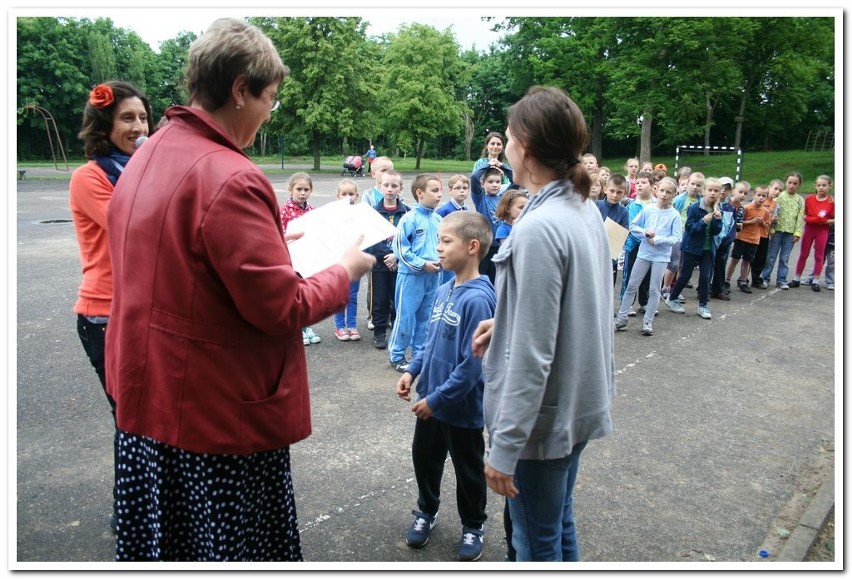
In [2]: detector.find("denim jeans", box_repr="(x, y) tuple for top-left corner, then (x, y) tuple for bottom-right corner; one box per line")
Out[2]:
(508, 440), (588, 562)
(334, 279), (361, 329)
(761, 232), (795, 285)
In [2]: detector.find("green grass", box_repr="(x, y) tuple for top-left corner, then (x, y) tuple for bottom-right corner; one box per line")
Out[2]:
(600, 150), (836, 187)
(18, 150), (836, 188)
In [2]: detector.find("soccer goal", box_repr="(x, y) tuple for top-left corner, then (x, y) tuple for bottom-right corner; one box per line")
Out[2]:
(674, 145), (743, 182)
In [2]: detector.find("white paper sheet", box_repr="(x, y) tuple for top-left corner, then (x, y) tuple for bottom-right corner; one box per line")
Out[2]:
(285, 198), (400, 277)
(604, 217), (630, 260)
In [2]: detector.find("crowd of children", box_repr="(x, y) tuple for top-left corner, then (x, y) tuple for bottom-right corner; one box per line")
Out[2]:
(275, 150), (833, 561)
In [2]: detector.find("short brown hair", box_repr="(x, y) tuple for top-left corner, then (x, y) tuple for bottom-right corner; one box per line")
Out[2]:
(187, 18), (288, 111)
(411, 173), (440, 200)
(441, 211), (493, 261)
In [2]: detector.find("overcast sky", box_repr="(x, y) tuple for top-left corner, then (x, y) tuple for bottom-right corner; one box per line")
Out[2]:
(75, 9), (506, 53)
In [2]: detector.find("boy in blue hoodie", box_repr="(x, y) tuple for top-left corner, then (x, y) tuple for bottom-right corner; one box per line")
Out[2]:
(388, 174), (443, 372)
(396, 211), (496, 562)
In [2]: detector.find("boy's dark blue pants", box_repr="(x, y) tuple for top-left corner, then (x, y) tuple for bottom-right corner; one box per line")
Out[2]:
(369, 269), (396, 335)
(411, 417), (487, 529)
(670, 250), (714, 307)
(711, 242), (732, 294)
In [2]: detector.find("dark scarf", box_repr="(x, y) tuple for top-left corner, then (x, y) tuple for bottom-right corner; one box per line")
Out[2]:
(93, 147), (131, 186)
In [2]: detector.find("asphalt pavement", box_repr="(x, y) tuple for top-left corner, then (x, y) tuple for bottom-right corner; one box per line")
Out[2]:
(11, 166), (840, 570)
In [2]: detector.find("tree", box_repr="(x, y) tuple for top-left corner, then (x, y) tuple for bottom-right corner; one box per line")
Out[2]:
(17, 17), (92, 158)
(461, 47), (515, 161)
(151, 32), (196, 116)
(497, 17), (619, 160)
(379, 23), (467, 169)
(253, 17), (377, 170)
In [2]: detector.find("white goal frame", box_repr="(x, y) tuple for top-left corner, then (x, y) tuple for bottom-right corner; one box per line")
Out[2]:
(674, 145), (743, 182)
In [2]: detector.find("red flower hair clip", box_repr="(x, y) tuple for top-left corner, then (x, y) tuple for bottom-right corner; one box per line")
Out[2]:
(89, 84), (115, 109)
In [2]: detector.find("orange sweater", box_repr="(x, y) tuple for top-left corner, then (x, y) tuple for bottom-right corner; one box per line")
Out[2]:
(69, 161), (113, 316)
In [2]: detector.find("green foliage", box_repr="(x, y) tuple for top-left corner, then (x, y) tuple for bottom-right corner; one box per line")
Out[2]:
(379, 23), (468, 168)
(15, 15), (836, 165)
(253, 17), (378, 169)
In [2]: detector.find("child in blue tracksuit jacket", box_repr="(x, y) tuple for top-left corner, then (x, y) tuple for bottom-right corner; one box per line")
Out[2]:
(395, 210), (496, 559)
(664, 183), (723, 319)
(388, 174), (443, 371)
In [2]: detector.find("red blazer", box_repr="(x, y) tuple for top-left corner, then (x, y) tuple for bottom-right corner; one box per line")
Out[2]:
(106, 106), (349, 455)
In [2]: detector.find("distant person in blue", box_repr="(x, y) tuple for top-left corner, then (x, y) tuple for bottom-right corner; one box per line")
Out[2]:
(364, 144), (378, 171)
(396, 210), (496, 562)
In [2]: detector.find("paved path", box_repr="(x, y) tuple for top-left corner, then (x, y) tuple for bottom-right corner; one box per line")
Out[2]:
(13, 172), (838, 568)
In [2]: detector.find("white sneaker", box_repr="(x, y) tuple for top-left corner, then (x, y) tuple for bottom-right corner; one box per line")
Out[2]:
(697, 306), (712, 319)
(304, 327), (321, 344)
(665, 298), (685, 314)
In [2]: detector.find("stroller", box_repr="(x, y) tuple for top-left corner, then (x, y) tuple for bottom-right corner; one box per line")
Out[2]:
(341, 155), (365, 177)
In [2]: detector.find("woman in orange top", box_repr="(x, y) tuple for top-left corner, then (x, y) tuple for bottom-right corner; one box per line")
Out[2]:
(69, 80), (153, 531)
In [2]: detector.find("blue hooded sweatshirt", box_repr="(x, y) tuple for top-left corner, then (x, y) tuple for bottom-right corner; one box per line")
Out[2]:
(406, 275), (496, 429)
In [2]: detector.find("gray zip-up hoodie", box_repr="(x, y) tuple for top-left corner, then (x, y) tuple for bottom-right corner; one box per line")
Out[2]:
(483, 179), (616, 475)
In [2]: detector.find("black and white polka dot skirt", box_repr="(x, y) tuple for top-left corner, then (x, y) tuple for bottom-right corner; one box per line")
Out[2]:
(114, 430), (303, 562)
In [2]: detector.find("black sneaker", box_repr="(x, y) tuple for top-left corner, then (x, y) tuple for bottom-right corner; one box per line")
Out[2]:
(788, 280), (800, 288)
(457, 526), (484, 561)
(738, 280), (752, 294)
(812, 282), (821, 292)
(391, 358), (409, 373)
(374, 333), (387, 349)
(406, 510), (437, 548)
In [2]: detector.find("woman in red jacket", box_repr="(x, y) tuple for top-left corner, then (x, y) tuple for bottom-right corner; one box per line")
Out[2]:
(69, 80), (153, 533)
(106, 18), (374, 561)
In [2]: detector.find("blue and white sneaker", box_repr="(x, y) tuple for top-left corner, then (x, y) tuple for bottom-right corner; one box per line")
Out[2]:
(458, 526), (484, 561)
(406, 510), (437, 548)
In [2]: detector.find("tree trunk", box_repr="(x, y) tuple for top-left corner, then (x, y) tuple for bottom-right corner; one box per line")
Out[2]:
(463, 111), (474, 162)
(312, 131), (322, 171)
(639, 109), (653, 164)
(734, 90), (747, 150)
(415, 136), (424, 170)
(703, 97), (715, 155)
(591, 76), (604, 159)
